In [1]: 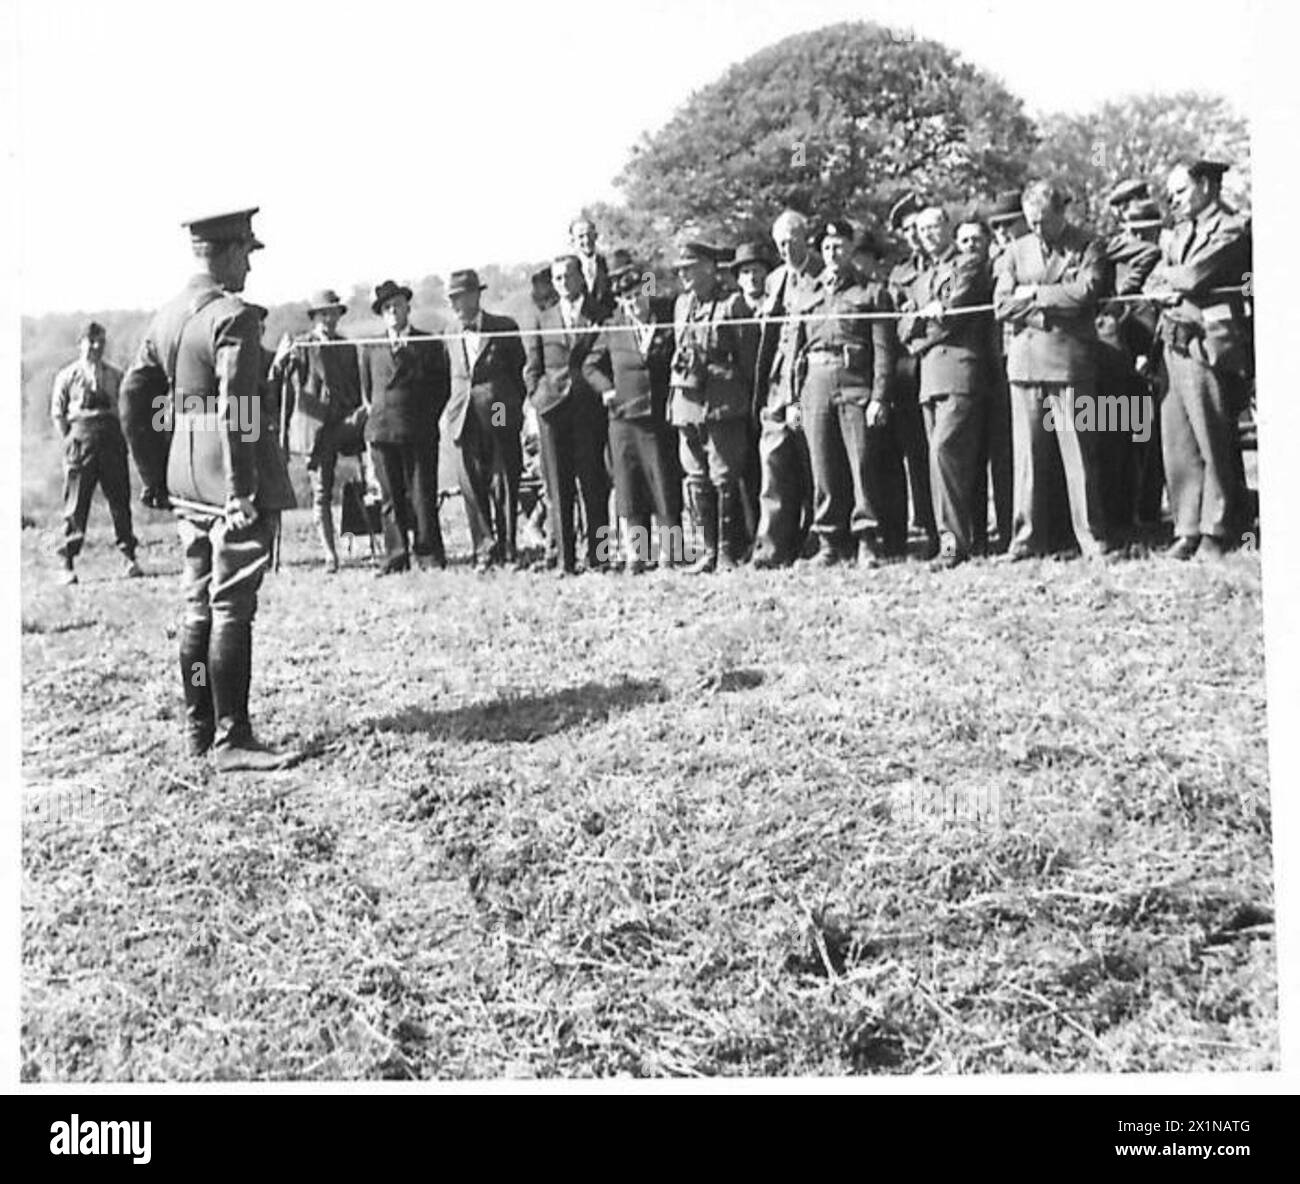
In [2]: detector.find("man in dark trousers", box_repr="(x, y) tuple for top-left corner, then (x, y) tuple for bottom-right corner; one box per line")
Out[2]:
(582, 255), (682, 572)
(523, 254), (610, 575)
(728, 240), (775, 545)
(271, 288), (367, 572)
(1145, 159), (1253, 560)
(120, 207), (300, 771)
(359, 280), (450, 575)
(444, 268), (527, 571)
(50, 321), (142, 585)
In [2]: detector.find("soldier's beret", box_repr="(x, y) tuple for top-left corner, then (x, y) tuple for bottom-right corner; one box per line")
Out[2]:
(887, 192), (923, 230)
(1107, 179), (1150, 207)
(1122, 200), (1165, 229)
(984, 190), (1025, 225)
(183, 207), (263, 250)
(370, 279), (413, 314)
(817, 217), (856, 245)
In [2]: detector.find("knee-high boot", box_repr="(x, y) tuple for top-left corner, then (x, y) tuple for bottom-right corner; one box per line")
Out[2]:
(179, 621), (214, 756)
(687, 482), (718, 574)
(209, 621), (302, 773)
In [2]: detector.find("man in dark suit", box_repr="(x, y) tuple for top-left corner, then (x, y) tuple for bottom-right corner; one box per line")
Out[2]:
(581, 256), (682, 572)
(443, 268), (527, 571)
(570, 217), (615, 321)
(898, 207), (996, 566)
(1145, 159), (1253, 559)
(728, 240), (775, 546)
(994, 181), (1111, 560)
(359, 279), (450, 575)
(523, 254), (610, 575)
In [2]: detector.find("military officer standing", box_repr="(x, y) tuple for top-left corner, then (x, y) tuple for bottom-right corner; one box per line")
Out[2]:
(668, 240), (754, 573)
(50, 322), (142, 585)
(1144, 159), (1253, 559)
(791, 218), (894, 567)
(120, 208), (300, 771)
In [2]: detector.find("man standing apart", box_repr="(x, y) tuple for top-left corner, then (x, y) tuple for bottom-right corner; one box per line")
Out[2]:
(444, 269), (527, 571)
(359, 281), (450, 575)
(570, 216), (615, 322)
(120, 208), (300, 771)
(50, 322), (142, 585)
(1145, 159), (1253, 559)
(994, 182), (1110, 560)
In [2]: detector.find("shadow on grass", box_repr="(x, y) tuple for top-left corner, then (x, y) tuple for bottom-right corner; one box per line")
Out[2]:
(369, 677), (669, 742)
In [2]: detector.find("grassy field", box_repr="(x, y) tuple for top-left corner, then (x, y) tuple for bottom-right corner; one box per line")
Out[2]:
(20, 499), (1275, 1080)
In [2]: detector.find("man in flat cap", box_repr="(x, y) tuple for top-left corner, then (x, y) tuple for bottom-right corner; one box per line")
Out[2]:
(582, 255), (682, 571)
(1144, 159), (1253, 559)
(897, 206), (996, 566)
(50, 321), (142, 584)
(994, 181), (1112, 560)
(523, 254), (610, 575)
(789, 218), (895, 567)
(358, 281), (451, 574)
(120, 207), (300, 771)
(668, 239), (754, 572)
(271, 289), (366, 572)
(885, 193), (940, 560)
(750, 210), (820, 568)
(444, 268), (527, 571)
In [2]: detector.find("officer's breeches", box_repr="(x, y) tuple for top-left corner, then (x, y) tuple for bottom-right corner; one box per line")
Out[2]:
(677, 417), (750, 489)
(1161, 350), (1241, 541)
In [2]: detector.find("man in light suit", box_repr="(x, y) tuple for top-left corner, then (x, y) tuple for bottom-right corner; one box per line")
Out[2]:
(1144, 159), (1253, 559)
(444, 268), (527, 571)
(898, 207), (995, 566)
(359, 280), (451, 575)
(994, 181), (1111, 560)
(522, 254), (610, 575)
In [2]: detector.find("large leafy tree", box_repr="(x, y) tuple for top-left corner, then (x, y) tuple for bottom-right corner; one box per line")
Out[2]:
(1029, 92), (1251, 231)
(613, 21), (1037, 243)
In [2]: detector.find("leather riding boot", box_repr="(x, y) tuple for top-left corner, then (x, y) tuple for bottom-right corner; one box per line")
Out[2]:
(179, 621), (214, 756)
(717, 482), (746, 571)
(686, 483), (719, 574)
(210, 621), (303, 773)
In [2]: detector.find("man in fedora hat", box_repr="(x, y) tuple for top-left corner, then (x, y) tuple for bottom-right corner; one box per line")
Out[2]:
(271, 288), (366, 571)
(522, 254), (610, 575)
(120, 207), (300, 771)
(359, 280), (450, 574)
(444, 268), (527, 570)
(50, 321), (143, 585)
(1145, 158), (1253, 560)
(668, 239), (754, 573)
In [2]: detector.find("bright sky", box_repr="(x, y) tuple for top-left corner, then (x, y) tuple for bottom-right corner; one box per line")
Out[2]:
(15, 0), (1260, 314)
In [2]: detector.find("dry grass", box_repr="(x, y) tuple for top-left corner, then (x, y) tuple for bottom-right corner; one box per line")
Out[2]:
(20, 501), (1275, 1080)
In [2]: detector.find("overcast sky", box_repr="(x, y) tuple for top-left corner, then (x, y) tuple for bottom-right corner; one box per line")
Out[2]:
(14, 0), (1261, 314)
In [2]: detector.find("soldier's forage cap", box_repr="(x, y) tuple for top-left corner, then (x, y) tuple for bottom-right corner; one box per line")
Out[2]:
(1122, 200), (1164, 229)
(370, 279), (413, 314)
(888, 192), (923, 230)
(1107, 179), (1150, 208)
(1189, 159), (1231, 181)
(728, 240), (777, 271)
(447, 269), (487, 298)
(817, 217), (856, 245)
(77, 320), (106, 341)
(182, 207), (263, 250)
(985, 190), (1025, 225)
(671, 240), (723, 268)
(306, 288), (347, 316)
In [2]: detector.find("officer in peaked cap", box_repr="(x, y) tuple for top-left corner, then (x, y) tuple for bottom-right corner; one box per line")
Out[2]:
(120, 206), (300, 772)
(1107, 179), (1150, 209)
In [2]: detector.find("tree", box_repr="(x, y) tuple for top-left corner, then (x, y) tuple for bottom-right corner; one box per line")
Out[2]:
(613, 22), (1037, 244)
(1029, 92), (1251, 231)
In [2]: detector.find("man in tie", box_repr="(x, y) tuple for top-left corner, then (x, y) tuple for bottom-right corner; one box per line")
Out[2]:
(728, 240), (776, 546)
(1144, 159), (1253, 559)
(570, 216), (615, 321)
(444, 268), (527, 571)
(522, 254), (610, 574)
(50, 321), (143, 585)
(359, 280), (451, 575)
(994, 181), (1112, 560)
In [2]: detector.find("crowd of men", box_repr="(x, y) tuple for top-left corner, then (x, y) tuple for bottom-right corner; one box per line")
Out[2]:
(47, 157), (1253, 768)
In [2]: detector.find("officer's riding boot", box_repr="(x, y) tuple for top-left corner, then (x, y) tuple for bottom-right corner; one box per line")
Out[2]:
(210, 622), (303, 773)
(716, 482), (745, 571)
(687, 483), (718, 574)
(179, 622), (214, 757)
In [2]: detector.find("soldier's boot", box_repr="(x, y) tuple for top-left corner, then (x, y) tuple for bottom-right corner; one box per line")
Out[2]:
(314, 505), (340, 573)
(209, 622), (303, 773)
(686, 484), (718, 574)
(179, 623), (214, 757)
(716, 483), (746, 571)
